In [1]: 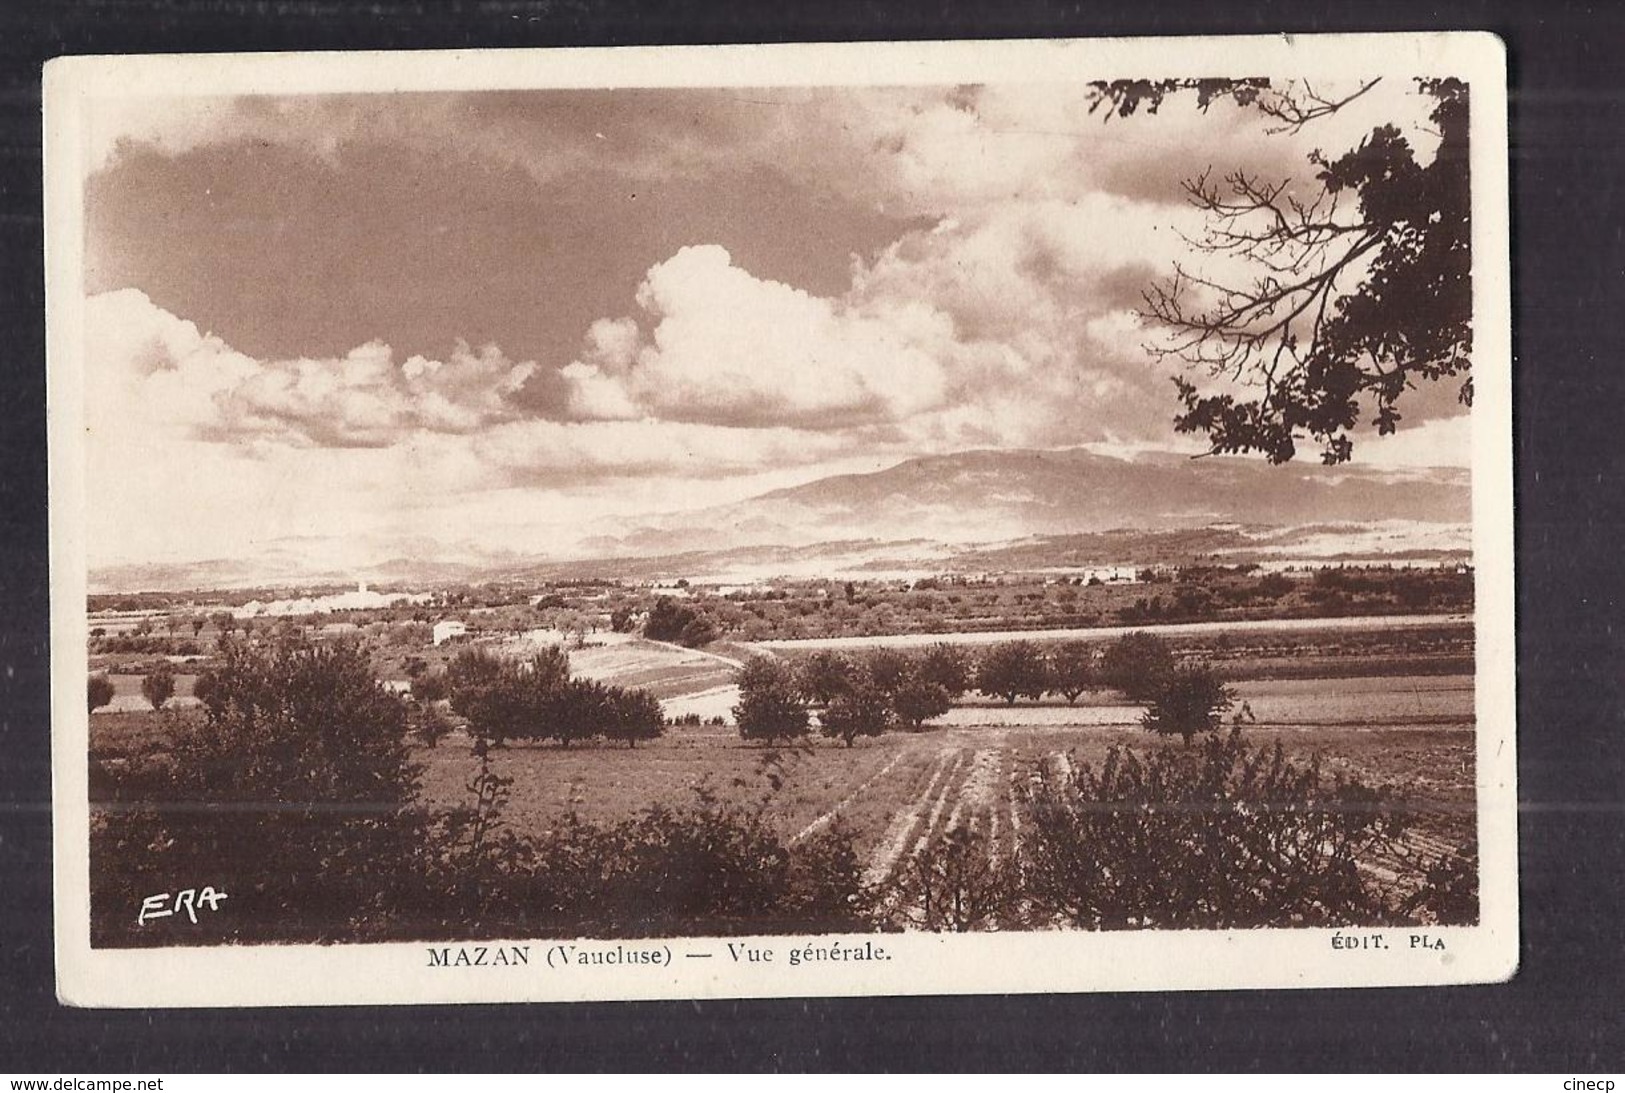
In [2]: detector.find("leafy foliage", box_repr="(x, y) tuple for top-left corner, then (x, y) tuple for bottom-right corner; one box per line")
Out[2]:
(1099, 631), (1176, 701)
(918, 643), (973, 699)
(796, 649), (853, 706)
(1401, 838), (1479, 926)
(974, 640), (1050, 705)
(1047, 640), (1096, 704)
(890, 676), (953, 731)
(444, 645), (662, 749)
(733, 656), (810, 743)
(1024, 729), (1411, 929)
(446, 646), (567, 746)
(643, 596), (719, 647)
(94, 638), (426, 944)
(88, 673), (115, 714)
(1091, 77), (1471, 463)
(139, 662), (176, 711)
(1141, 662), (1235, 743)
(890, 827), (1017, 932)
(819, 680), (894, 748)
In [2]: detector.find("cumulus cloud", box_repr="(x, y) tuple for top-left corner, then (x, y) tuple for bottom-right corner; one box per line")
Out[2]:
(570, 244), (950, 429)
(79, 77), (1469, 569)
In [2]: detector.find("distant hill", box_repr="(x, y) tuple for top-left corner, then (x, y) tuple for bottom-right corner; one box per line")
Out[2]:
(89, 447), (1471, 593)
(580, 447), (1470, 557)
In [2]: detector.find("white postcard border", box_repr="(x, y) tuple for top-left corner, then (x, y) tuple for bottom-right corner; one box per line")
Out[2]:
(46, 31), (1517, 1007)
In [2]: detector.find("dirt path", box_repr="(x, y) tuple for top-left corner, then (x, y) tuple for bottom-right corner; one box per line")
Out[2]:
(646, 639), (745, 670)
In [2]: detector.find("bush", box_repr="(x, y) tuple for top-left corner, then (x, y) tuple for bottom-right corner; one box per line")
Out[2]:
(140, 662), (176, 711)
(1099, 631), (1175, 701)
(1401, 839), (1479, 925)
(644, 597), (718, 647)
(449, 795), (867, 938)
(1024, 729), (1411, 929)
(889, 827), (1016, 932)
(88, 673), (115, 714)
(92, 638), (426, 945)
(1141, 662), (1235, 744)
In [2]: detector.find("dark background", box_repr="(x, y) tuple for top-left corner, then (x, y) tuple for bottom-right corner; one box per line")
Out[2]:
(1, 0), (1619, 1072)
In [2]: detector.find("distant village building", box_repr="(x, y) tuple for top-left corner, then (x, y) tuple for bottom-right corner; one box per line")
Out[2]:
(432, 620), (468, 646)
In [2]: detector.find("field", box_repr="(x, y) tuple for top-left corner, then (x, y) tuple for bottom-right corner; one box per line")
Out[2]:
(412, 705), (1475, 908)
(406, 622), (1477, 912)
(89, 614), (1479, 932)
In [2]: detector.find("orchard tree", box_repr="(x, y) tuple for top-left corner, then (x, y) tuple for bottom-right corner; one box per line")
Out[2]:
(552, 677), (612, 748)
(411, 669), (448, 706)
(919, 643), (973, 700)
(892, 676), (953, 731)
(975, 641), (1050, 705)
(1142, 663), (1236, 744)
(862, 648), (915, 700)
(141, 661), (176, 711)
(609, 688), (664, 748)
(88, 673), (115, 714)
(210, 611), (237, 640)
(819, 681), (894, 748)
(796, 650), (853, 707)
(1099, 631), (1176, 702)
(644, 597), (718, 647)
(733, 656), (809, 744)
(1089, 77), (1471, 464)
(446, 646), (570, 746)
(1047, 641), (1097, 705)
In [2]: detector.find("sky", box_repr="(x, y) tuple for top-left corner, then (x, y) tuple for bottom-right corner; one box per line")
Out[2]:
(78, 77), (1471, 570)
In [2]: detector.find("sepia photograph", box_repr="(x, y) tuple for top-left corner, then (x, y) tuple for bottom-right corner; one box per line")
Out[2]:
(45, 34), (1515, 1006)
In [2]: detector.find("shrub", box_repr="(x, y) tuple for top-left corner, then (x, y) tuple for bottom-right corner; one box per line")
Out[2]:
(1023, 729), (1410, 929)
(889, 827), (1016, 932)
(88, 673), (115, 714)
(1401, 839), (1479, 925)
(140, 662), (176, 711)
(1141, 662), (1235, 744)
(92, 638), (426, 946)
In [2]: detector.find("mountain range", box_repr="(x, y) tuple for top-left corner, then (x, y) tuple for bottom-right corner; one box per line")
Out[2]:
(89, 447), (1471, 593)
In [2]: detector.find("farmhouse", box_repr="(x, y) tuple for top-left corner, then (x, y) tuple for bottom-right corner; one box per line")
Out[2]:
(432, 620), (468, 646)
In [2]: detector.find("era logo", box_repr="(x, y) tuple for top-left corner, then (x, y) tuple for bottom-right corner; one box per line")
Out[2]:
(138, 886), (228, 925)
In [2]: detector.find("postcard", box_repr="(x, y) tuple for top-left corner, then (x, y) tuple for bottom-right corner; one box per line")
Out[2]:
(47, 32), (1515, 1006)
